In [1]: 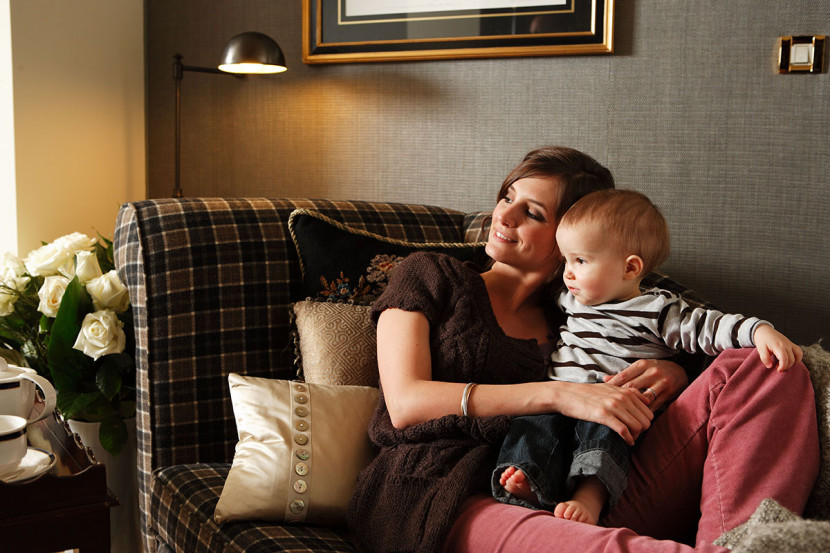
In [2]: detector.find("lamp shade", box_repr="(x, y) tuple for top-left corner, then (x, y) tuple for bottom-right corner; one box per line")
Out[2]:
(218, 31), (287, 74)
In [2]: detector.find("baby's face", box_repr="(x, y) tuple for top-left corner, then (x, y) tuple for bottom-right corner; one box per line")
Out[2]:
(556, 224), (638, 306)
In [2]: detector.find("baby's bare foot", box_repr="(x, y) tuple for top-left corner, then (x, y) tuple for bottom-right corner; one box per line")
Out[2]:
(553, 500), (599, 525)
(499, 466), (539, 506)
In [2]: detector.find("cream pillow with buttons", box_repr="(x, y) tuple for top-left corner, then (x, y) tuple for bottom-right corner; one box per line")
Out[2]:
(214, 373), (379, 525)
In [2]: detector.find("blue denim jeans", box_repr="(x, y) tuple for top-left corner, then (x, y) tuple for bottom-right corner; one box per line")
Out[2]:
(492, 413), (630, 511)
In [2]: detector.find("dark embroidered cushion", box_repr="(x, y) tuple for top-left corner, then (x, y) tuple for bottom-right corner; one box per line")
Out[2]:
(288, 209), (489, 305)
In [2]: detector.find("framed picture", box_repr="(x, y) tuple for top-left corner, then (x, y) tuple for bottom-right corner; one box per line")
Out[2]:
(302, 0), (614, 64)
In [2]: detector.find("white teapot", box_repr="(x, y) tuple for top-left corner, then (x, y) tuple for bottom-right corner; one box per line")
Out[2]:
(0, 359), (57, 423)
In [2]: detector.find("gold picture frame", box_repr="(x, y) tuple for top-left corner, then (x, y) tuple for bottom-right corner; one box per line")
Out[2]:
(302, 0), (614, 64)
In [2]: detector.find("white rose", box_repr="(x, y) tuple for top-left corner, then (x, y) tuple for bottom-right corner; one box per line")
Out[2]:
(74, 251), (103, 284)
(72, 309), (126, 361)
(25, 232), (96, 277)
(37, 275), (70, 317)
(0, 253), (30, 316)
(53, 232), (97, 253)
(25, 243), (59, 276)
(57, 258), (76, 280)
(0, 291), (16, 317)
(86, 270), (130, 313)
(0, 252), (30, 291)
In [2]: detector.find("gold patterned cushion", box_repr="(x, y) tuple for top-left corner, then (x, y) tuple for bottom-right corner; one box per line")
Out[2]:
(292, 301), (378, 387)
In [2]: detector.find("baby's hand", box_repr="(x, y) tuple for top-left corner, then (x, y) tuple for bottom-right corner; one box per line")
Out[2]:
(753, 324), (802, 372)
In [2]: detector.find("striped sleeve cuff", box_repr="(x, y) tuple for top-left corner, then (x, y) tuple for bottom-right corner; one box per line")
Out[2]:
(744, 318), (773, 347)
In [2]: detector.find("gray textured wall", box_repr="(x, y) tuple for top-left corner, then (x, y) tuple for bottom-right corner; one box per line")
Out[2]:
(146, 1), (829, 345)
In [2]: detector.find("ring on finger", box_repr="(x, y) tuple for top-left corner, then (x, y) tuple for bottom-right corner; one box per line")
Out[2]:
(640, 387), (657, 402)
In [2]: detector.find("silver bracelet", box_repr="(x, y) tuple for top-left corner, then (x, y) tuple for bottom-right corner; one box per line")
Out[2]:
(461, 382), (477, 417)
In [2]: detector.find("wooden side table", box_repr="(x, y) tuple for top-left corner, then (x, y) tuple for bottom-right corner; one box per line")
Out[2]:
(0, 412), (118, 553)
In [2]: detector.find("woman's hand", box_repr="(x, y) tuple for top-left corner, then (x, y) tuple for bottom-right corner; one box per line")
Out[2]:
(603, 359), (688, 412)
(552, 381), (653, 446)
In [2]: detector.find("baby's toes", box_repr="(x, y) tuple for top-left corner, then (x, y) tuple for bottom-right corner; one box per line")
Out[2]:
(499, 466), (516, 486)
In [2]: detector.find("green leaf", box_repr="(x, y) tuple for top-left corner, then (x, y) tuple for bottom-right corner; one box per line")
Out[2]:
(95, 236), (116, 273)
(56, 390), (100, 420)
(95, 362), (122, 400)
(0, 348), (26, 366)
(47, 277), (95, 392)
(4, 312), (28, 331)
(99, 416), (127, 457)
(101, 351), (134, 372)
(39, 314), (53, 334)
(59, 390), (119, 422)
(0, 329), (25, 350)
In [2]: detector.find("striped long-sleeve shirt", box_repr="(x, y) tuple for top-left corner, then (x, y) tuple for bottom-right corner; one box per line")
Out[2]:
(548, 288), (768, 383)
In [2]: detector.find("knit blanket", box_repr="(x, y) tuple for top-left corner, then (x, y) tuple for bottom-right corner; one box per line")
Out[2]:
(803, 342), (830, 519)
(715, 498), (830, 552)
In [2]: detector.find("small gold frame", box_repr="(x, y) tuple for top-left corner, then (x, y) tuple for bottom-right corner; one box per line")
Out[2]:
(779, 35), (825, 74)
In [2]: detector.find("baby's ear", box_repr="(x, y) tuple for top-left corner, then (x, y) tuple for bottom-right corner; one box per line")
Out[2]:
(624, 255), (644, 280)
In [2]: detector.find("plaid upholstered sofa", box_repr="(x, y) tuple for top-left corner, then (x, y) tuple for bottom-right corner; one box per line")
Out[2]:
(113, 198), (830, 553)
(113, 198), (498, 553)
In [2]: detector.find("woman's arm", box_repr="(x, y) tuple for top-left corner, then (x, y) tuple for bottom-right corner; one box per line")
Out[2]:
(603, 359), (689, 412)
(378, 308), (654, 445)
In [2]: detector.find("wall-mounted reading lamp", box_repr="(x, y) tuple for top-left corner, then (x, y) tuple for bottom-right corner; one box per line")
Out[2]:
(173, 31), (287, 197)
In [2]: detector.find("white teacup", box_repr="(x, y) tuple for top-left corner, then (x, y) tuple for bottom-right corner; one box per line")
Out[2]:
(0, 414), (28, 474)
(0, 361), (57, 423)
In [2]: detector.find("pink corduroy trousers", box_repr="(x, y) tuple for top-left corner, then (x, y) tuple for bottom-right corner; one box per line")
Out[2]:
(443, 348), (820, 553)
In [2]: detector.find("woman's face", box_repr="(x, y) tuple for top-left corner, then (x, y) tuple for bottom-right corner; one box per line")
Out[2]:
(486, 176), (562, 276)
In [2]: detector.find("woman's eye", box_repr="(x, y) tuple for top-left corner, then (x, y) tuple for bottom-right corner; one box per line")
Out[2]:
(527, 211), (542, 221)
(576, 258), (586, 264)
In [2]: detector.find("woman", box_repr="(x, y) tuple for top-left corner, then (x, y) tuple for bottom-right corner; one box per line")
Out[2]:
(346, 146), (819, 553)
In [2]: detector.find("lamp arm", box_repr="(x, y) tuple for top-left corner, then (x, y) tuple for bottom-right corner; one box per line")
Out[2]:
(180, 65), (225, 76)
(172, 54), (243, 197)
(173, 53), (244, 79)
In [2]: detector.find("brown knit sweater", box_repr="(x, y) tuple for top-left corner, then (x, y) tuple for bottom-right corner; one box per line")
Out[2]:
(347, 252), (548, 553)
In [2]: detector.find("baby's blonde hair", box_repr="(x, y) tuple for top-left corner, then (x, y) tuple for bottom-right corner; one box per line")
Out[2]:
(560, 189), (670, 276)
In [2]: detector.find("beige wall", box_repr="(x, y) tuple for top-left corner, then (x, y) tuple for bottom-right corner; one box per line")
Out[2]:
(0, 1), (16, 254)
(10, 0), (145, 256)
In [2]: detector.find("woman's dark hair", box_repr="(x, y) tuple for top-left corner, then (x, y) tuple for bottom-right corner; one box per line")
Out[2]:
(496, 146), (615, 223)
(484, 147), (616, 301)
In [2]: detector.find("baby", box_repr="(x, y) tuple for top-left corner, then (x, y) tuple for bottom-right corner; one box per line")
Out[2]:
(492, 189), (802, 524)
